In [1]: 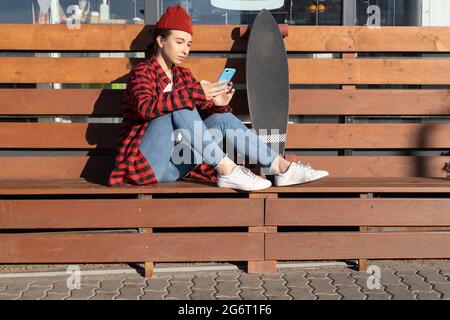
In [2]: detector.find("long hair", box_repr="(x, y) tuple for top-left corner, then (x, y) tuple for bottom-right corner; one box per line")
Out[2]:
(149, 29), (172, 54)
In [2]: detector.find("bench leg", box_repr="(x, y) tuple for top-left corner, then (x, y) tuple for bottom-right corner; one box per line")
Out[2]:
(358, 193), (373, 272)
(358, 226), (369, 272)
(248, 226), (277, 274)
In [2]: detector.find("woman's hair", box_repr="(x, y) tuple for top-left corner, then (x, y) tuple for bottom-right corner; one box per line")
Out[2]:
(150, 29), (172, 54)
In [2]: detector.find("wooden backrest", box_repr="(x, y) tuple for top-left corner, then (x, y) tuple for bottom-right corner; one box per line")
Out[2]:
(1, 24), (450, 181)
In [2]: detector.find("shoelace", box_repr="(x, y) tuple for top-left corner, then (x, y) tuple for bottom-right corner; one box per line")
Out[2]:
(236, 166), (257, 179)
(296, 160), (312, 168)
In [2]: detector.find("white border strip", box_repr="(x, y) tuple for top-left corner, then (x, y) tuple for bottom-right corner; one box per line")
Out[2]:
(0, 262), (351, 279)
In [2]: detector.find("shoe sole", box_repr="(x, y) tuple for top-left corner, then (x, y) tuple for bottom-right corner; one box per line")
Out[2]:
(275, 172), (329, 187)
(217, 181), (272, 191)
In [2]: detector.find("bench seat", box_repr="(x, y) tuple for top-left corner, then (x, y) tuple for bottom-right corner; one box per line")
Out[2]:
(0, 177), (449, 195)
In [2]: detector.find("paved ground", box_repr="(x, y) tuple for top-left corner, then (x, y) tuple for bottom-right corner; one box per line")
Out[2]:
(0, 260), (450, 300)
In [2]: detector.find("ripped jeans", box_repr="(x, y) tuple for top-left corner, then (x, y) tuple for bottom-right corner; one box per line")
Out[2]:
(139, 108), (279, 182)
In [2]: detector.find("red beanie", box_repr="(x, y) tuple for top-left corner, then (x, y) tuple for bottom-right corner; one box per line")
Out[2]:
(155, 5), (193, 35)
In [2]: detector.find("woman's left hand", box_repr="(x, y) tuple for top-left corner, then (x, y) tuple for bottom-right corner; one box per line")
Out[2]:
(212, 81), (235, 107)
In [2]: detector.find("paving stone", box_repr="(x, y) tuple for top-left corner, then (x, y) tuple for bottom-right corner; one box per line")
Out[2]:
(398, 275), (433, 292)
(0, 293), (21, 300)
(165, 281), (193, 299)
(384, 284), (416, 300)
(415, 291), (442, 300)
(266, 295), (292, 300)
(286, 287), (316, 300)
(282, 273), (310, 288)
(170, 273), (195, 283)
(308, 278), (337, 295)
(379, 270), (403, 285)
(46, 280), (72, 295)
(365, 293), (391, 300)
(2, 280), (33, 295)
(335, 285), (366, 300)
(260, 273), (285, 281)
(191, 275), (217, 290)
(432, 282), (450, 299)
(316, 294), (341, 300)
(216, 296), (241, 300)
(64, 286), (98, 300)
(97, 279), (123, 292)
(214, 281), (240, 298)
(40, 293), (69, 300)
(262, 279), (289, 297)
(328, 272), (356, 286)
(237, 274), (263, 289)
(215, 272), (240, 282)
(417, 270), (449, 283)
(116, 283), (145, 299)
(144, 276), (172, 291)
(28, 280), (55, 288)
(305, 271), (330, 279)
(17, 286), (52, 300)
(140, 290), (166, 300)
(238, 288), (267, 300)
(189, 289), (216, 300)
(89, 291), (119, 300)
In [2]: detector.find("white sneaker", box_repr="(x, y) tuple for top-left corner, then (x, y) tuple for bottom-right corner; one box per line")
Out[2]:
(217, 165), (272, 191)
(274, 161), (329, 187)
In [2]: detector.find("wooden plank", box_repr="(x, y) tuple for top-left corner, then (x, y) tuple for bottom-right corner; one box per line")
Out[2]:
(2, 89), (450, 116)
(289, 90), (450, 115)
(2, 58), (450, 85)
(2, 123), (450, 149)
(0, 177), (449, 195)
(266, 198), (450, 227)
(0, 232), (264, 263)
(2, 25), (450, 52)
(0, 233), (150, 262)
(286, 123), (450, 149)
(282, 155), (450, 178)
(0, 57), (243, 84)
(0, 156), (449, 180)
(148, 233), (264, 262)
(0, 89), (123, 115)
(266, 232), (450, 260)
(0, 198), (264, 229)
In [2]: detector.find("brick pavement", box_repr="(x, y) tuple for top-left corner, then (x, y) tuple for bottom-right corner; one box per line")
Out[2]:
(1, 263), (450, 300)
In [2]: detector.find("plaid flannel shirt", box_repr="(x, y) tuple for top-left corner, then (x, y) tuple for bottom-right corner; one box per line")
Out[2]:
(108, 53), (233, 187)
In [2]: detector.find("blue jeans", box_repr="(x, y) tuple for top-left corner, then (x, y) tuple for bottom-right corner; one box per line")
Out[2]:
(139, 108), (279, 182)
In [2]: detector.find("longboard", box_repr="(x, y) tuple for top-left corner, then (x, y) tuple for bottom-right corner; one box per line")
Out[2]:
(245, 9), (290, 160)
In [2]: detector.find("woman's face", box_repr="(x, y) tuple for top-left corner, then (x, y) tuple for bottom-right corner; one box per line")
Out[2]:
(158, 30), (192, 65)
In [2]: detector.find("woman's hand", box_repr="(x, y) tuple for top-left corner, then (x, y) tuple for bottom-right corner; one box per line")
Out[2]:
(212, 81), (235, 107)
(199, 80), (230, 100)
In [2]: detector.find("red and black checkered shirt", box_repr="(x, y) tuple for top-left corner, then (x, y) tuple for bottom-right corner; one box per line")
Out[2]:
(108, 52), (233, 187)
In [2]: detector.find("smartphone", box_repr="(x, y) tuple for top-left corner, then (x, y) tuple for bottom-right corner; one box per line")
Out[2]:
(217, 68), (236, 87)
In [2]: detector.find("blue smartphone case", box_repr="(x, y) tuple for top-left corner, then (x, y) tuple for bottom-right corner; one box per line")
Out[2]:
(218, 68), (236, 86)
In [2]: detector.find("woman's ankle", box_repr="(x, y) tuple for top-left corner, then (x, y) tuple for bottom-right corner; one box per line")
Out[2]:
(215, 156), (237, 175)
(270, 155), (291, 174)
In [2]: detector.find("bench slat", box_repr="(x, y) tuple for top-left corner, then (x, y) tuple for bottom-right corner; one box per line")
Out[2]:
(0, 156), (448, 179)
(3, 123), (450, 149)
(0, 233), (264, 263)
(266, 198), (450, 226)
(2, 58), (450, 85)
(2, 89), (450, 116)
(0, 177), (449, 194)
(266, 232), (450, 260)
(0, 198), (263, 228)
(2, 25), (450, 52)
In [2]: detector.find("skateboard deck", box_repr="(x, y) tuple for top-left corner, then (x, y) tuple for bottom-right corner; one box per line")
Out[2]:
(246, 9), (290, 158)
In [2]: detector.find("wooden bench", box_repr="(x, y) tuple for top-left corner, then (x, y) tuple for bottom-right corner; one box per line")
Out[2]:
(1, 24), (450, 278)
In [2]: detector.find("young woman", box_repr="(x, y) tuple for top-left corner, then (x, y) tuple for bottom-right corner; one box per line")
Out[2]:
(108, 5), (329, 191)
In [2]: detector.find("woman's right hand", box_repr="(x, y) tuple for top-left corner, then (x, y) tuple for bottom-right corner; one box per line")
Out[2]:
(199, 80), (230, 100)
